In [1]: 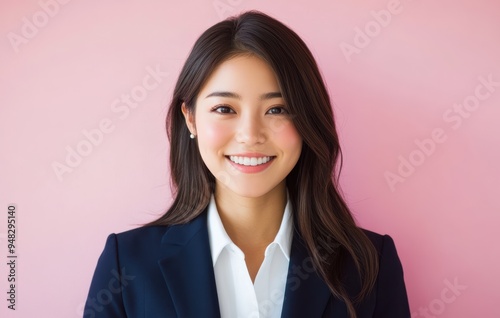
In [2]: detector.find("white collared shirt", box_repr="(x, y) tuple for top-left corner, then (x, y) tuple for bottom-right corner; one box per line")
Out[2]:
(207, 194), (293, 318)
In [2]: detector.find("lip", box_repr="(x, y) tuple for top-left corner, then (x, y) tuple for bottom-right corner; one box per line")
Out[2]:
(225, 154), (276, 173)
(226, 152), (274, 157)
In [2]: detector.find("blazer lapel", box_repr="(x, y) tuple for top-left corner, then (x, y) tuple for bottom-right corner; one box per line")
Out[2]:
(158, 211), (221, 318)
(156, 212), (348, 317)
(281, 232), (333, 318)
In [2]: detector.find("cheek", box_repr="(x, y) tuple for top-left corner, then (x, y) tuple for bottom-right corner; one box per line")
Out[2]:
(204, 122), (230, 139)
(272, 120), (302, 153)
(196, 119), (233, 155)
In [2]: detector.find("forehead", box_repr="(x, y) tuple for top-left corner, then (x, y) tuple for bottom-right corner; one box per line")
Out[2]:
(198, 54), (281, 97)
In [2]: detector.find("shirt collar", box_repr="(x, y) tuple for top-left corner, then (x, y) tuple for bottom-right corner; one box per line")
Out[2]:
(207, 191), (293, 267)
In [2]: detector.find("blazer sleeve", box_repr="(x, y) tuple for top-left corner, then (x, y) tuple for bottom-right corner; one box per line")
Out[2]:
(373, 234), (411, 318)
(83, 234), (128, 318)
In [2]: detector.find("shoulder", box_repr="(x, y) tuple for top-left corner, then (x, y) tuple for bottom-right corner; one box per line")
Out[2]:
(359, 228), (411, 317)
(97, 211), (209, 264)
(113, 225), (170, 245)
(85, 225), (178, 316)
(359, 228), (405, 276)
(94, 225), (172, 268)
(361, 229), (399, 255)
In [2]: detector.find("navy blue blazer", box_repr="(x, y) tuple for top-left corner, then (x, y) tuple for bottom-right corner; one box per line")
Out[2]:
(84, 210), (410, 317)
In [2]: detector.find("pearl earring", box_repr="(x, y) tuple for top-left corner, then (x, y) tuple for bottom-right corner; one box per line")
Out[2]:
(190, 133), (195, 139)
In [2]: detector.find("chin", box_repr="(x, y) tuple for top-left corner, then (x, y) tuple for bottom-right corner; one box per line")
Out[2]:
(224, 186), (270, 198)
(217, 178), (285, 199)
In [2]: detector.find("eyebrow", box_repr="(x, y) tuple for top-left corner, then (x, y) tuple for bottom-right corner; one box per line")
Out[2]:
(204, 91), (282, 100)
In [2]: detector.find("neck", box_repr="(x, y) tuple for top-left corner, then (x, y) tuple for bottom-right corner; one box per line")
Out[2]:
(214, 182), (287, 250)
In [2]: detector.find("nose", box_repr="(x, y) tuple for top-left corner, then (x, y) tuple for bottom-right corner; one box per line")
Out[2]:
(235, 113), (266, 145)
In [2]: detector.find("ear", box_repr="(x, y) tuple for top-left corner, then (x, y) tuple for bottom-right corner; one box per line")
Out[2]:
(181, 103), (196, 136)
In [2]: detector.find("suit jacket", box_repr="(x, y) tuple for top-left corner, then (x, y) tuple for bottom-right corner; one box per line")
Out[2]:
(84, 210), (410, 317)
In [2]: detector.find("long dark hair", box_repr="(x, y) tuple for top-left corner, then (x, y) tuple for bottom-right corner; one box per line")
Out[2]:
(147, 10), (378, 317)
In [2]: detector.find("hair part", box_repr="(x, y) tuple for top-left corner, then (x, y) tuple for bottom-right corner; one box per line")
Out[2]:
(147, 11), (378, 317)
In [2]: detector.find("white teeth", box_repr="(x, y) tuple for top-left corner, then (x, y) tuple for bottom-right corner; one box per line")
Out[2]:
(229, 156), (273, 166)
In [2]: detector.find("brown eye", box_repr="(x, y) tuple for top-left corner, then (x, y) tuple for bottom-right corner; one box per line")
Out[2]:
(212, 105), (235, 114)
(267, 107), (288, 115)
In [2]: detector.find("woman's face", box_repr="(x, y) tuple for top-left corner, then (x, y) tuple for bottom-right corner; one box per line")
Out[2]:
(182, 54), (302, 198)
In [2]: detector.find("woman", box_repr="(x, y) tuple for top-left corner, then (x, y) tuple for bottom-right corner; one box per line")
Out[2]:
(84, 11), (410, 318)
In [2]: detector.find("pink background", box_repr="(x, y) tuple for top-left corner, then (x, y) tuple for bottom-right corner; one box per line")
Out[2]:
(1, 0), (499, 317)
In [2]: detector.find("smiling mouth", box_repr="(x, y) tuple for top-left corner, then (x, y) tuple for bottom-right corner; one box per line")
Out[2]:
(226, 155), (276, 166)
